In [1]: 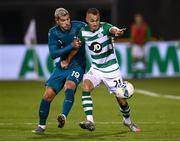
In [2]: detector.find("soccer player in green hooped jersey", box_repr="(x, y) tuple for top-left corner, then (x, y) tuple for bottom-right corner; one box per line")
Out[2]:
(78, 8), (141, 132)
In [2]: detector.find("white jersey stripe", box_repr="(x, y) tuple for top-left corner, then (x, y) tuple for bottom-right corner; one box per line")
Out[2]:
(82, 100), (92, 105)
(84, 107), (93, 111)
(82, 96), (91, 99)
(91, 52), (117, 65)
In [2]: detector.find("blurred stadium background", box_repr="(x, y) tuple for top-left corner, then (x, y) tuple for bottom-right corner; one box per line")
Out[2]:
(0, 0), (180, 43)
(0, 0), (180, 141)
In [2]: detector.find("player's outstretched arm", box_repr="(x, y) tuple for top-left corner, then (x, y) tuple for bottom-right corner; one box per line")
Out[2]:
(110, 27), (126, 37)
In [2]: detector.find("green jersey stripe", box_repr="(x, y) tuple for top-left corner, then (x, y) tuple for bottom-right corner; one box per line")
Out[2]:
(93, 66), (119, 73)
(92, 59), (117, 68)
(91, 48), (114, 59)
(84, 110), (92, 115)
(83, 103), (93, 108)
(84, 30), (109, 42)
(82, 27), (103, 37)
(91, 52), (116, 64)
(84, 34), (99, 41)
(102, 39), (111, 48)
(82, 97), (92, 101)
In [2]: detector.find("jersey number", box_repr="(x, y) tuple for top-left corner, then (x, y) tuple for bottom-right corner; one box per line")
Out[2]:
(114, 79), (121, 87)
(71, 71), (80, 79)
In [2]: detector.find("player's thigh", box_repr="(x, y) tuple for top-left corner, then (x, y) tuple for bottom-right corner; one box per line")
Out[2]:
(103, 76), (123, 94)
(66, 66), (84, 88)
(45, 67), (66, 94)
(83, 68), (101, 89)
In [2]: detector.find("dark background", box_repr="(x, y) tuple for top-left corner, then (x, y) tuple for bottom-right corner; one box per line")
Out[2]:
(0, 0), (180, 44)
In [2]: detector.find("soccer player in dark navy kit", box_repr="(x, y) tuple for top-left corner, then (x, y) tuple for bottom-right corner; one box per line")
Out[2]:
(32, 8), (86, 134)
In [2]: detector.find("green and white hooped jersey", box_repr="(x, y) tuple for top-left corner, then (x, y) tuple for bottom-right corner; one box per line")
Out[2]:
(78, 22), (120, 75)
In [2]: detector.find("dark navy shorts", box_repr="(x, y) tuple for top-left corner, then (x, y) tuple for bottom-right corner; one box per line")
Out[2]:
(45, 66), (84, 94)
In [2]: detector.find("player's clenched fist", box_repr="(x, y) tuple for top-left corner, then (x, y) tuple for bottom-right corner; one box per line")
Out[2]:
(72, 37), (81, 49)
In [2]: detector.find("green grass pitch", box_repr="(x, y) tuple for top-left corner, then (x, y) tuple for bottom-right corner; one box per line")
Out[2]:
(0, 77), (180, 141)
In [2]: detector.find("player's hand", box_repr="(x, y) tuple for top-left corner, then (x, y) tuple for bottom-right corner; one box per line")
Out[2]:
(115, 28), (126, 36)
(72, 37), (81, 49)
(60, 60), (69, 69)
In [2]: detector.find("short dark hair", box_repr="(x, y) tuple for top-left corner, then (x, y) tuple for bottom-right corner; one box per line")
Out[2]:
(87, 8), (100, 15)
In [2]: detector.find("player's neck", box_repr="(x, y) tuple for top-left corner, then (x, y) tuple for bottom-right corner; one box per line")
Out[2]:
(90, 26), (100, 32)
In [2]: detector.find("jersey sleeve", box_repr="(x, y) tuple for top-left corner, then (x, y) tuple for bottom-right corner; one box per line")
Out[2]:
(103, 22), (113, 35)
(48, 29), (73, 59)
(77, 28), (84, 42)
(72, 21), (86, 37)
(78, 21), (86, 28)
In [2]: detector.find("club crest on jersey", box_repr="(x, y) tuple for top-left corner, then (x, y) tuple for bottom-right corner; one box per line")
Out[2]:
(90, 42), (102, 53)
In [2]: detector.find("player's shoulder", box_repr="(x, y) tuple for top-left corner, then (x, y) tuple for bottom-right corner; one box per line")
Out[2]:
(48, 25), (59, 34)
(100, 22), (113, 27)
(100, 22), (109, 25)
(79, 24), (90, 32)
(71, 20), (86, 27)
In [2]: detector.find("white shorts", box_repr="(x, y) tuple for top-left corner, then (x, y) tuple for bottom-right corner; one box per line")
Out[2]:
(83, 67), (123, 94)
(132, 44), (145, 59)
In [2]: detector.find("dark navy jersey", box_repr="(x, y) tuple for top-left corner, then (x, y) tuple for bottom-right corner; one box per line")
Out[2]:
(48, 21), (86, 69)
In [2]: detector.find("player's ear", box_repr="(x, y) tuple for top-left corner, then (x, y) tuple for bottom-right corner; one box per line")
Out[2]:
(55, 17), (59, 24)
(85, 15), (88, 23)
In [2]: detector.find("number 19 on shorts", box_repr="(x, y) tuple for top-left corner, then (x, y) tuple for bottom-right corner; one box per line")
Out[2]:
(71, 71), (80, 79)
